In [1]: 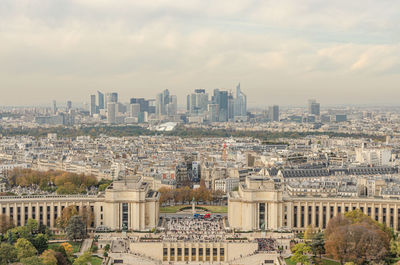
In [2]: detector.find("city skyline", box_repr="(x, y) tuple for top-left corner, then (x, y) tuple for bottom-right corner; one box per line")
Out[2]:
(1, 1), (400, 106)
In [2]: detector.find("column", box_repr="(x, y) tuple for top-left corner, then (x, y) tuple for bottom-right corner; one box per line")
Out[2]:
(21, 203), (26, 226)
(43, 203), (48, 226)
(50, 202), (55, 228)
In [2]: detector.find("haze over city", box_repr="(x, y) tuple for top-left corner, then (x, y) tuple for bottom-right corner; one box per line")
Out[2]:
(1, 0), (400, 106)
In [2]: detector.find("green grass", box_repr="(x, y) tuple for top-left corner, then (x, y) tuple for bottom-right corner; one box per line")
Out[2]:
(284, 258), (296, 265)
(160, 205), (227, 213)
(89, 256), (103, 265)
(48, 241), (82, 253)
(286, 257), (340, 265)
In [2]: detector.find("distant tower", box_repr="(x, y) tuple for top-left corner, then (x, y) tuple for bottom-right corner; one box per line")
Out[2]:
(90, 95), (96, 116)
(107, 102), (117, 124)
(308, 99), (320, 116)
(98, 91), (104, 110)
(52, 100), (57, 114)
(66, 101), (72, 111)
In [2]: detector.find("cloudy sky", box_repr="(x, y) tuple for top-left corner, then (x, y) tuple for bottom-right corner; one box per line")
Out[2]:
(1, 0), (400, 107)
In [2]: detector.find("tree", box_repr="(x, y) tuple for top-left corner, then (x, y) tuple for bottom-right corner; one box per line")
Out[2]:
(0, 243), (17, 265)
(54, 251), (69, 265)
(304, 225), (316, 241)
(33, 234), (48, 254)
(57, 205), (78, 229)
(40, 249), (57, 265)
(60, 242), (74, 257)
(66, 216), (86, 241)
(15, 238), (37, 260)
(325, 211), (390, 264)
(26, 218), (39, 235)
(0, 214), (15, 234)
(290, 243), (311, 265)
(20, 256), (44, 265)
(80, 206), (94, 232)
(73, 251), (91, 265)
(310, 231), (325, 259)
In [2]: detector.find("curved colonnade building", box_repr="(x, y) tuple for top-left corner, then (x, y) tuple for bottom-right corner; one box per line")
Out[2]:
(0, 177), (160, 231)
(228, 176), (400, 232)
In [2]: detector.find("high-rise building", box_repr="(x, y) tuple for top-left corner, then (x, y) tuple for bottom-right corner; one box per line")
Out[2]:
(66, 101), (72, 111)
(268, 105), (279, 122)
(129, 103), (140, 118)
(98, 91), (104, 110)
(208, 104), (219, 122)
(107, 102), (117, 124)
(156, 89), (176, 118)
(234, 83), (247, 118)
(308, 99), (320, 116)
(52, 100), (57, 114)
(105, 92), (118, 107)
(90, 94), (96, 116)
(212, 89), (228, 122)
(187, 89), (209, 115)
(167, 95), (177, 116)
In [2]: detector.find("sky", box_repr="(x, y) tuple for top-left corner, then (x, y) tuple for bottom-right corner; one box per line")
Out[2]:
(0, 0), (400, 107)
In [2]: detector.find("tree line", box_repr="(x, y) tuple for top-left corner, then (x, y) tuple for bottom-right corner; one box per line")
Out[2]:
(158, 185), (225, 205)
(5, 169), (103, 195)
(0, 124), (385, 141)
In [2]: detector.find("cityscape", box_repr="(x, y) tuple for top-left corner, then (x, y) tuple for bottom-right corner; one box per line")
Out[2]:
(1, 1), (400, 265)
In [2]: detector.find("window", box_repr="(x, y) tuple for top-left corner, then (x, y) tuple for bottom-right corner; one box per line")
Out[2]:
(259, 203), (265, 229)
(122, 203), (129, 229)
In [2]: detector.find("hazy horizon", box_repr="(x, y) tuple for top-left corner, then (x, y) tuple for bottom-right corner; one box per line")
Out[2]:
(1, 0), (400, 107)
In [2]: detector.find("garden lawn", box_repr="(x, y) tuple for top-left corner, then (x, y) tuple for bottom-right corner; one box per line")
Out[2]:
(89, 256), (103, 265)
(48, 241), (82, 253)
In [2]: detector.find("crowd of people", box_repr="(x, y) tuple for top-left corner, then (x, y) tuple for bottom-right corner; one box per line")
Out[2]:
(255, 238), (277, 252)
(161, 216), (225, 242)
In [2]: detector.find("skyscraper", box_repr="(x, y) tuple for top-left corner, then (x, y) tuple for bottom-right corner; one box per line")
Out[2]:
(66, 101), (72, 111)
(268, 105), (279, 122)
(98, 91), (104, 110)
(212, 89), (228, 122)
(308, 99), (320, 116)
(107, 102), (117, 124)
(208, 104), (219, 122)
(156, 89), (176, 118)
(90, 94), (96, 116)
(105, 92), (118, 107)
(52, 100), (57, 114)
(234, 83), (247, 118)
(187, 89), (209, 115)
(129, 103), (140, 118)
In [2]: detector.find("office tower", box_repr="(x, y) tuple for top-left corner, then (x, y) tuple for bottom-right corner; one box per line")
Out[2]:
(156, 89), (176, 118)
(105, 92), (118, 107)
(212, 89), (228, 122)
(90, 95), (96, 116)
(268, 105), (279, 122)
(308, 99), (320, 116)
(208, 104), (219, 122)
(107, 102), (117, 124)
(130, 103), (140, 118)
(66, 101), (72, 110)
(167, 95), (177, 116)
(52, 100), (57, 114)
(234, 83), (247, 118)
(187, 89), (209, 115)
(228, 92), (235, 120)
(98, 91), (104, 110)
